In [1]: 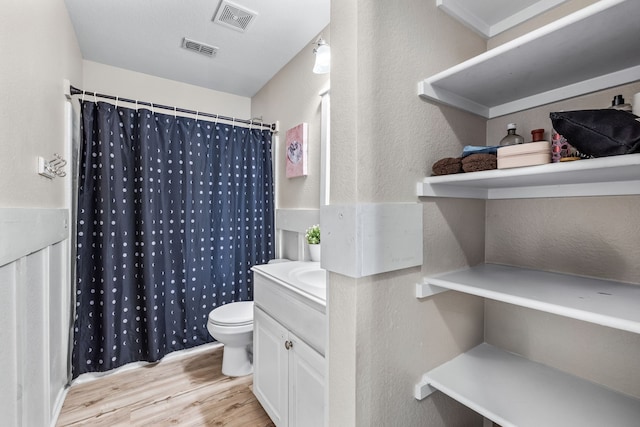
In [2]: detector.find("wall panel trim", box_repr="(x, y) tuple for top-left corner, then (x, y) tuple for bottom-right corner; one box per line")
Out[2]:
(0, 208), (69, 267)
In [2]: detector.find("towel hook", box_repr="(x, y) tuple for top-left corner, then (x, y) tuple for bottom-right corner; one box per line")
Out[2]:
(38, 153), (67, 179)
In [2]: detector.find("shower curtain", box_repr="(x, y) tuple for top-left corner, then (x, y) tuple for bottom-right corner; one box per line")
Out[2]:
(72, 101), (274, 377)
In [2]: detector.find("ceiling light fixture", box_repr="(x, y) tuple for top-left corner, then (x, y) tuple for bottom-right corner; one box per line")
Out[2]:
(313, 37), (330, 74)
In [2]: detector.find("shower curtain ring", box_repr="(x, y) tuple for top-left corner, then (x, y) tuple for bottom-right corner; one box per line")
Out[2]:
(215, 114), (219, 125)
(195, 111), (199, 122)
(174, 106), (177, 118)
(82, 90), (86, 103)
(115, 96), (119, 109)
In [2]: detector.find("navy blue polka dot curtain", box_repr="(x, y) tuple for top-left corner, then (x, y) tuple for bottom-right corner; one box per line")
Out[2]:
(72, 101), (274, 377)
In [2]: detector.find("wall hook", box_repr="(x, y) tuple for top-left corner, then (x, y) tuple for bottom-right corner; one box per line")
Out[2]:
(38, 153), (67, 179)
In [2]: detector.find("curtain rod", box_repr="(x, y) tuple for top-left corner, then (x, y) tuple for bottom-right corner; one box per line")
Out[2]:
(69, 86), (276, 131)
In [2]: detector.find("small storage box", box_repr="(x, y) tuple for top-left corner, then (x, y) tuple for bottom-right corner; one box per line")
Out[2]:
(497, 141), (551, 169)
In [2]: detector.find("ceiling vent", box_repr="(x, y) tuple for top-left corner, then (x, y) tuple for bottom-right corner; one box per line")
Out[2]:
(213, 1), (257, 32)
(182, 38), (218, 57)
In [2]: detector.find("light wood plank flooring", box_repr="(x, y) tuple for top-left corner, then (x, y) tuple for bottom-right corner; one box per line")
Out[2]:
(57, 345), (275, 427)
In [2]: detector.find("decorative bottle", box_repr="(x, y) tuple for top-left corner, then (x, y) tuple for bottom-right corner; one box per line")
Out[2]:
(609, 95), (632, 112)
(499, 123), (524, 146)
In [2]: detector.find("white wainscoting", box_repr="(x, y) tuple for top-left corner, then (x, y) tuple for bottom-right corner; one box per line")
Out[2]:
(0, 208), (70, 427)
(275, 208), (320, 261)
(321, 203), (423, 278)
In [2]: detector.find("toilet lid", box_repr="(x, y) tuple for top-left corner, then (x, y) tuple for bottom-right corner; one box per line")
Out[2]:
(208, 301), (254, 326)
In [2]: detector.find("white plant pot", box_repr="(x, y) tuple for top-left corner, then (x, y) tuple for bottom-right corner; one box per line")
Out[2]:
(308, 243), (321, 262)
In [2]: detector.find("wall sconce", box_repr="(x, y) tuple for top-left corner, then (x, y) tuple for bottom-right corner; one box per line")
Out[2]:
(313, 37), (330, 74)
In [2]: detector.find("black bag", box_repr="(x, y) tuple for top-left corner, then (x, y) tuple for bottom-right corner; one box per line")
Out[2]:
(549, 109), (640, 157)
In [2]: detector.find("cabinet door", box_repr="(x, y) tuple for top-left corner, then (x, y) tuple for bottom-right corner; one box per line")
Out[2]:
(254, 307), (289, 426)
(288, 334), (325, 427)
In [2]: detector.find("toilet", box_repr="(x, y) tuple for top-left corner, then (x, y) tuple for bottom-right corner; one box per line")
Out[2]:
(207, 259), (289, 377)
(207, 300), (254, 377)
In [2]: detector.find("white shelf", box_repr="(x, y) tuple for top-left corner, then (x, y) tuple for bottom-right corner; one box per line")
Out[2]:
(426, 263), (640, 334)
(437, 0), (569, 39)
(415, 343), (640, 427)
(417, 153), (640, 199)
(419, 0), (640, 118)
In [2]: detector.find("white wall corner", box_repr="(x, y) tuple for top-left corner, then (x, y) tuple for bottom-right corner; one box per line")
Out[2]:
(320, 203), (423, 278)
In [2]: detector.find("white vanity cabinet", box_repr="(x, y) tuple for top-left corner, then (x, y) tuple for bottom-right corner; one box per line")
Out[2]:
(254, 307), (324, 427)
(252, 262), (326, 427)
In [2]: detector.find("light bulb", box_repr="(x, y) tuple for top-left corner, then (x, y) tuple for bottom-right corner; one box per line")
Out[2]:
(313, 44), (330, 74)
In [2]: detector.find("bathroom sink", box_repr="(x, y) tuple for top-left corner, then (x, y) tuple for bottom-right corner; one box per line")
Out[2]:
(252, 261), (326, 304)
(289, 264), (326, 289)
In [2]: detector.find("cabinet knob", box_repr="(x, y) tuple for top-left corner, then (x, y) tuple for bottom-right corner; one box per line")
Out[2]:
(284, 340), (293, 350)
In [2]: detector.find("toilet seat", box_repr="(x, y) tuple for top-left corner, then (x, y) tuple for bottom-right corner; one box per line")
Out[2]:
(208, 301), (254, 327)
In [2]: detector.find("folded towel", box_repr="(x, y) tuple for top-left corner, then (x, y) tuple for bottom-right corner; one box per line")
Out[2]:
(462, 145), (499, 157)
(432, 157), (462, 176)
(461, 153), (497, 172)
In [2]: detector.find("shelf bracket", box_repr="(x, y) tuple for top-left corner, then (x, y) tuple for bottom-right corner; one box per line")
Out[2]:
(416, 280), (449, 299)
(414, 374), (437, 400)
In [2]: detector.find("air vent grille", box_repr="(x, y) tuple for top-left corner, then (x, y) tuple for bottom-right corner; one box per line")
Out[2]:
(213, 1), (257, 32)
(182, 38), (218, 57)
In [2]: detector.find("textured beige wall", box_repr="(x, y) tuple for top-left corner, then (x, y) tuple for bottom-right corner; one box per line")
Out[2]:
(487, 82), (640, 145)
(82, 61), (250, 119)
(251, 28), (330, 209)
(0, 0), (82, 207)
(486, 189), (640, 399)
(485, 4), (640, 400)
(329, 0), (488, 425)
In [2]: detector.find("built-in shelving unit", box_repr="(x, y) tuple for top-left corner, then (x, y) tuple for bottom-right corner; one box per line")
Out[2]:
(421, 263), (640, 334)
(414, 1), (640, 422)
(414, 343), (640, 427)
(419, 0), (640, 118)
(417, 153), (640, 199)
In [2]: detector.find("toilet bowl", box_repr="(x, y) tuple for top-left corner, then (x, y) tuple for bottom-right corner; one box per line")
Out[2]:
(207, 301), (254, 377)
(207, 260), (289, 376)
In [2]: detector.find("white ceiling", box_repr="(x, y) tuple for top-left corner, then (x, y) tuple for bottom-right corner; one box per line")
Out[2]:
(64, 0), (330, 97)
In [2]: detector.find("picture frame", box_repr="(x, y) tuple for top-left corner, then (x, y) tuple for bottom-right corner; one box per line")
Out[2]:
(285, 122), (308, 178)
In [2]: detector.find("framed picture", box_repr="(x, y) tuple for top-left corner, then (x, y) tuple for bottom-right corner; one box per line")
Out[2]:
(285, 123), (308, 178)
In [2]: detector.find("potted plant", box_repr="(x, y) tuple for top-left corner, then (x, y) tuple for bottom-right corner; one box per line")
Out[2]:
(305, 224), (321, 262)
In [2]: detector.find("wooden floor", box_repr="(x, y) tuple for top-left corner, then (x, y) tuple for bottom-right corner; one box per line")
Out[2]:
(56, 345), (275, 427)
